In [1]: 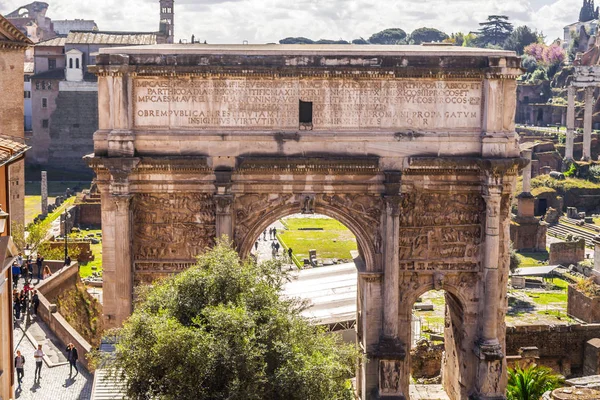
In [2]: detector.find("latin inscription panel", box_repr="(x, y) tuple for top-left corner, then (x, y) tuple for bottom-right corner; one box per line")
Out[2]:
(133, 77), (482, 131)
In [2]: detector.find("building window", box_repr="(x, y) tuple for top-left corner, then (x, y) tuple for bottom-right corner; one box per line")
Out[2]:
(167, 7), (172, 13)
(76, 58), (80, 69)
(48, 59), (56, 70)
(24, 91), (31, 99)
(42, 98), (47, 108)
(69, 58), (73, 69)
(42, 119), (48, 128)
(299, 100), (313, 130)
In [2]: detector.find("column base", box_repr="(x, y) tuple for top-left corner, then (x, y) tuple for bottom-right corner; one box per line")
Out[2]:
(581, 156), (591, 162)
(475, 340), (504, 361)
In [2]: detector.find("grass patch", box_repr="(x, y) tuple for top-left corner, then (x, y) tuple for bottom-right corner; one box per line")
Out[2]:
(517, 251), (549, 267)
(527, 292), (567, 305)
(277, 217), (357, 262)
(531, 175), (600, 191)
(537, 309), (574, 323)
(70, 229), (103, 278)
(44, 196), (76, 225)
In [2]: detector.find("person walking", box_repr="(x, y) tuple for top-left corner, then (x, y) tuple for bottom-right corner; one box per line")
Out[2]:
(263, 229), (267, 240)
(11, 262), (20, 288)
(275, 242), (280, 253)
(254, 241), (259, 251)
(36, 255), (43, 280)
(288, 247), (293, 261)
(14, 292), (21, 320)
(33, 344), (45, 380)
(15, 350), (25, 389)
(273, 227), (277, 237)
(32, 290), (39, 315)
(66, 343), (79, 377)
(42, 265), (52, 279)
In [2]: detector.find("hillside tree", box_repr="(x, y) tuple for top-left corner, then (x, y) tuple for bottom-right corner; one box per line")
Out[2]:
(410, 27), (448, 44)
(503, 25), (540, 55)
(368, 28), (408, 44)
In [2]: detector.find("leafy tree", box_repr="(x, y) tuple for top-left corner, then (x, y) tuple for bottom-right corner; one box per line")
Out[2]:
(409, 27), (448, 44)
(352, 37), (369, 45)
(279, 37), (314, 44)
(462, 33), (478, 47)
(314, 39), (349, 44)
(509, 242), (521, 273)
(445, 32), (465, 46)
(504, 26), (540, 55)
(368, 28), (407, 44)
(102, 242), (358, 400)
(477, 15), (513, 46)
(11, 221), (49, 253)
(507, 365), (563, 400)
(521, 55), (538, 73)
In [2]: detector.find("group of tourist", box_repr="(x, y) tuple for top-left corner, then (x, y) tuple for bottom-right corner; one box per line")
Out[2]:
(253, 228), (295, 264)
(11, 252), (52, 288)
(14, 342), (79, 390)
(13, 285), (39, 320)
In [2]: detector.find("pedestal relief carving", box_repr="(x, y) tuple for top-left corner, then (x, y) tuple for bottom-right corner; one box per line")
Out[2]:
(132, 193), (216, 263)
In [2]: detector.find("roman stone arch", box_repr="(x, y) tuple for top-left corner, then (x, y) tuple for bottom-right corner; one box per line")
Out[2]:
(88, 44), (525, 399)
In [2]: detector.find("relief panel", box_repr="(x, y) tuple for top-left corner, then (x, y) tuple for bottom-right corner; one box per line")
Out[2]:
(399, 192), (484, 271)
(132, 193), (216, 264)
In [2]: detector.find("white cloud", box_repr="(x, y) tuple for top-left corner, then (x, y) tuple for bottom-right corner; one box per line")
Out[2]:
(0, 0), (581, 44)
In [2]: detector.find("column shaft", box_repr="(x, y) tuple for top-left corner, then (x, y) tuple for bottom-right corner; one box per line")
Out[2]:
(383, 197), (400, 338)
(583, 86), (594, 161)
(566, 86), (575, 161)
(522, 150), (532, 194)
(215, 195), (233, 242)
(482, 186), (501, 343)
(113, 195), (134, 318)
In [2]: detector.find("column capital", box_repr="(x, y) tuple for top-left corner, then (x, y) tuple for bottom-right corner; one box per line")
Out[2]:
(214, 194), (233, 215)
(111, 194), (133, 212)
(384, 195), (402, 217)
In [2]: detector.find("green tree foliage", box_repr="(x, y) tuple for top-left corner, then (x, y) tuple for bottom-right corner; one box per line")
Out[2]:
(409, 27), (448, 44)
(507, 365), (563, 400)
(509, 242), (521, 273)
(461, 33), (478, 47)
(279, 37), (314, 44)
(368, 28), (407, 44)
(579, 0), (599, 22)
(521, 55), (538, 73)
(104, 243), (358, 400)
(504, 26), (540, 55)
(477, 15), (513, 46)
(11, 221), (49, 253)
(352, 37), (369, 45)
(314, 39), (349, 44)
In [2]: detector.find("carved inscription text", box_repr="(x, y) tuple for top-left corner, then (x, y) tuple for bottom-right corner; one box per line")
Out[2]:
(133, 78), (483, 131)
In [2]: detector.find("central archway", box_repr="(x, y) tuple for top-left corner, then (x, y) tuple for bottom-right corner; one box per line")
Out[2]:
(235, 194), (381, 274)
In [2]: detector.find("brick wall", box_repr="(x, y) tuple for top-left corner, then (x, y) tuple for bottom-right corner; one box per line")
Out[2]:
(45, 90), (97, 179)
(549, 239), (585, 265)
(567, 285), (600, 323)
(506, 324), (600, 376)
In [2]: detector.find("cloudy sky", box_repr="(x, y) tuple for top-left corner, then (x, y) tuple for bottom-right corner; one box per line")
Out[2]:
(0, 0), (585, 44)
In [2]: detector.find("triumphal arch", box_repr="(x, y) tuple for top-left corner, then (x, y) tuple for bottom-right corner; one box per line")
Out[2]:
(88, 44), (523, 399)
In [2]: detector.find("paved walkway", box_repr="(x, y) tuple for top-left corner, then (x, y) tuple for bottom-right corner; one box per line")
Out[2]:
(251, 220), (295, 268)
(12, 276), (93, 399)
(409, 384), (450, 399)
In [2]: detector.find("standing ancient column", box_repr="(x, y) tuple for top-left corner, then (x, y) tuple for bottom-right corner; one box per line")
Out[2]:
(522, 150), (532, 194)
(583, 86), (594, 161)
(113, 194), (134, 317)
(41, 171), (48, 216)
(477, 182), (505, 398)
(566, 86), (575, 161)
(382, 196), (400, 338)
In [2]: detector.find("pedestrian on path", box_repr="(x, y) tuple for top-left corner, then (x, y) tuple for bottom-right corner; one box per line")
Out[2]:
(43, 265), (52, 279)
(273, 227), (277, 237)
(15, 350), (25, 388)
(288, 247), (293, 261)
(66, 343), (79, 377)
(254, 241), (259, 251)
(12, 262), (20, 288)
(32, 290), (40, 315)
(14, 292), (21, 320)
(263, 229), (267, 240)
(34, 344), (45, 380)
(275, 242), (280, 253)
(36, 255), (43, 280)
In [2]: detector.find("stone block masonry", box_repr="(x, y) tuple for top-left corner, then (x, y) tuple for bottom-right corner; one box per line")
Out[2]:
(42, 90), (98, 179)
(549, 239), (585, 266)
